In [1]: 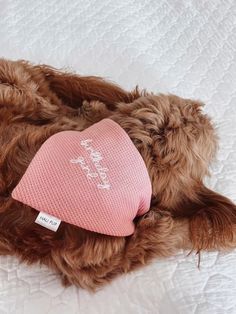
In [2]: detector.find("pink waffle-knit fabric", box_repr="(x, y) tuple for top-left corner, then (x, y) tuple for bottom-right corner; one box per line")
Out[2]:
(12, 119), (152, 236)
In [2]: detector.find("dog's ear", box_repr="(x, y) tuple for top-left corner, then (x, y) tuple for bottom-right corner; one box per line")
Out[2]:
(174, 184), (236, 251)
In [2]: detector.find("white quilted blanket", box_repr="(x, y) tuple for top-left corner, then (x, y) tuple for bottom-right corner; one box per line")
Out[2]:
(0, 0), (236, 313)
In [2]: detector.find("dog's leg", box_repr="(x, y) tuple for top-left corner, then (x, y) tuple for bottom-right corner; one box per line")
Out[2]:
(50, 194), (236, 290)
(0, 58), (139, 111)
(30, 64), (140, 109)
(49, 211), (191, 290)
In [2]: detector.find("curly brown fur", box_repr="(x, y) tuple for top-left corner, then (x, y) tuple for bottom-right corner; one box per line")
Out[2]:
(0, 58), (236, 290)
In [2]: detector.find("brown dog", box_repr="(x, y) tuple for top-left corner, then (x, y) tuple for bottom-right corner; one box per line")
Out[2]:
(0, 59), (235, 290)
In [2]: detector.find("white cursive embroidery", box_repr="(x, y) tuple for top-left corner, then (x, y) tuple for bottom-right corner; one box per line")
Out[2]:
(70, 139), (111, 190)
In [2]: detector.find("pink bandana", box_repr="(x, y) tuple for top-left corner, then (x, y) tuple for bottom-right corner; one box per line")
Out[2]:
(12, 119), (152, 236)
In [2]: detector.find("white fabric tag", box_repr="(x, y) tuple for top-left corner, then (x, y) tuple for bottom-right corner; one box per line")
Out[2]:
(35, 211), (61, 232)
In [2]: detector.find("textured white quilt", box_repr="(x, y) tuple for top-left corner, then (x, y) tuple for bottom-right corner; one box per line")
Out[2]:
(0, 0), (236, 313)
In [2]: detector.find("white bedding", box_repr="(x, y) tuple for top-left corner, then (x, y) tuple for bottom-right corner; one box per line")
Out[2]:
(0, 0), (236, 313)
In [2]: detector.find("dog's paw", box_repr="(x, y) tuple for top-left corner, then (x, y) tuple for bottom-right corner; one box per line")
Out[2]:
(80, 100), (111, 122)
(139, 210), (172, 227)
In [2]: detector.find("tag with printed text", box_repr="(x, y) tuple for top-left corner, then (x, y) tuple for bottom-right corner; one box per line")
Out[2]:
(35, 212), (61, 232)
